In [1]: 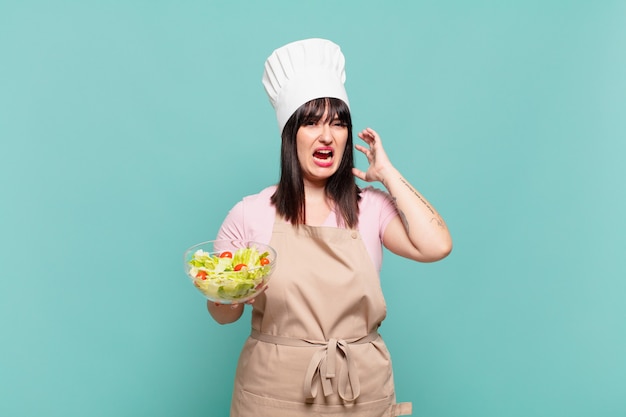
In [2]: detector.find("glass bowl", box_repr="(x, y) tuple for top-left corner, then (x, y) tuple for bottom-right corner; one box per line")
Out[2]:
(183, 239), (276, 304)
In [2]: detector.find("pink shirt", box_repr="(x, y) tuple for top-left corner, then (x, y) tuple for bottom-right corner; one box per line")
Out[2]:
(217, 186), (398, 272)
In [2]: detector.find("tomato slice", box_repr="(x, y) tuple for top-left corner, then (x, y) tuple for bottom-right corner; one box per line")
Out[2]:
(233, 263), (246, 271)
(219, 251), (233, 258)
(260, 257), (270, 266)
(196, 270), (208, 280)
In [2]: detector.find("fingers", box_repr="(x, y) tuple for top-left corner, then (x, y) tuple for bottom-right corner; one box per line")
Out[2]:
(244, 284), (269, 305)
(214, 301), (242, 310)
(354, 143), (371, 157)
(357, 127), (379, 143)
(355, 140), (376, 169)
(352, 167), (367, 181)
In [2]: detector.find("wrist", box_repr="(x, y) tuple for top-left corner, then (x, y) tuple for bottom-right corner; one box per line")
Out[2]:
(377, 165), (399, 186)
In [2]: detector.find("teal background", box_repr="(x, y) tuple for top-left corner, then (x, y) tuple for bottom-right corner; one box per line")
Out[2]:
(1, 1), (625, 416)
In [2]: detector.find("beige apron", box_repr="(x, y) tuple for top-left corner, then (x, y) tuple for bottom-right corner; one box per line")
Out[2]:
(230, 221), (412, 416)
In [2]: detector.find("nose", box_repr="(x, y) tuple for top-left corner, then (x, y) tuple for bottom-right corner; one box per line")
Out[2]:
(318, 124), (333, 144)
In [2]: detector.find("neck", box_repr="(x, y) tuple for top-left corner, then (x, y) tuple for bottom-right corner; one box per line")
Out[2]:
(303, 178), (327, 200)
(305, 186), (326, 200)
(303, 182), (334, 226)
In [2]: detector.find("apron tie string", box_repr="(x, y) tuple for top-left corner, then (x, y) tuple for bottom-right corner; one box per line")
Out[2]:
(302, 338), (361, 401)
(250, 329), (379, 402)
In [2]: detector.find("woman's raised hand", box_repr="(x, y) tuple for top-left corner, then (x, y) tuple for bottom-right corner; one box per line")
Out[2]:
(352, 128), (394, 184)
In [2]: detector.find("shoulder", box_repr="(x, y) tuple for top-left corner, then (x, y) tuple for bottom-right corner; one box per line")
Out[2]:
(228, 185), (276, 224)
(217, 185), (276, 243)
(359, 186), (395, 208)
(241, 185), (277, 206)
(358, 186), (398, 234)
(356, 187), (398, 272)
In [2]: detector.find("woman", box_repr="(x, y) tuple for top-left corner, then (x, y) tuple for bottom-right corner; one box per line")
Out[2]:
(208, 39), (452, 416)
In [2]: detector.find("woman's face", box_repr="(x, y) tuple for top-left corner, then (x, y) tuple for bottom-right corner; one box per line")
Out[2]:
(296, 111), (348, 187)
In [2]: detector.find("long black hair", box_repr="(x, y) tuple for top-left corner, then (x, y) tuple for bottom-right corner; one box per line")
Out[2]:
(271, 97), (361, 228)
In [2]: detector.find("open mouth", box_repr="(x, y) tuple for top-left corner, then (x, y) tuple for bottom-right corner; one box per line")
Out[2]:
(313, 149), (333, 160)
(313, 148), (334, 166)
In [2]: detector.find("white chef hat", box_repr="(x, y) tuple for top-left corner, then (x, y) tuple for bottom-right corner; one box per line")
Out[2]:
(262, 38), (350, 134)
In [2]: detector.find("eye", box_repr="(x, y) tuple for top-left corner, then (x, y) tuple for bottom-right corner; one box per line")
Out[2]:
(302, 118), (318, 126)
(332, 119), (346, 127)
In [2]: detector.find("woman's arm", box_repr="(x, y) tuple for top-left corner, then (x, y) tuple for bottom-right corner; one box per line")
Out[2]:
(353, 128), (452, 262)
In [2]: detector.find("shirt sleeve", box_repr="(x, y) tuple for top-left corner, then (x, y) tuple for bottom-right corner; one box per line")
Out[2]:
(361, 186), (398, 239)
(215, 186), (277, 244)
(376, 189), (399, 240)
(216, 200), (246, 241)
(358, 186), (399, 272)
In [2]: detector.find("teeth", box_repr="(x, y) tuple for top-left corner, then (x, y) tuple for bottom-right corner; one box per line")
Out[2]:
(313, 149), (333, 161)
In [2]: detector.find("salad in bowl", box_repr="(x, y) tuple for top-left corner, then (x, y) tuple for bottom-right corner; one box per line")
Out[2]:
(183, 240), (276, 304)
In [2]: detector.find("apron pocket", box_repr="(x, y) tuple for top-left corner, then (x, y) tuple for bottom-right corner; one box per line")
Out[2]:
(237, 388), (405, 417)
